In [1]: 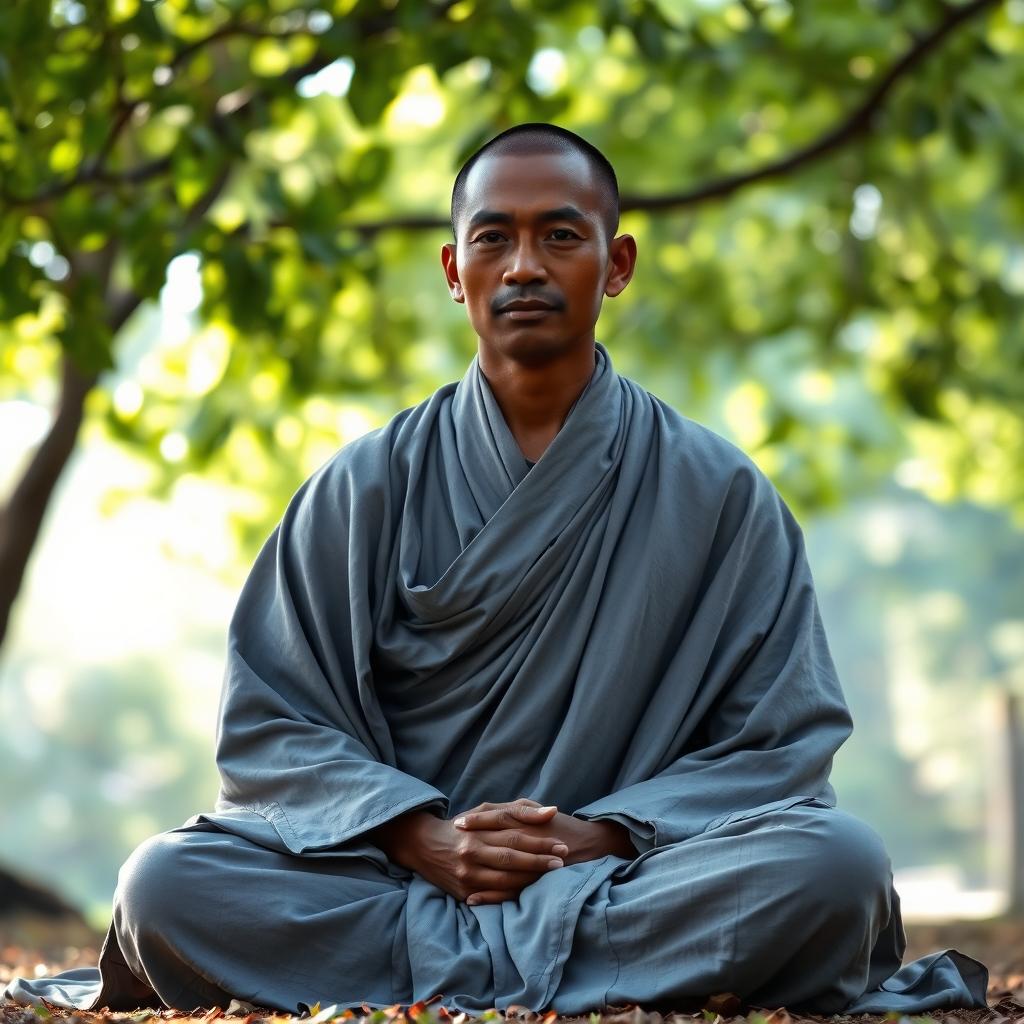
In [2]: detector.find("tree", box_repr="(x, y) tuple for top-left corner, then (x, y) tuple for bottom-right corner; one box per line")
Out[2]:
(2, 0), (1022, 656)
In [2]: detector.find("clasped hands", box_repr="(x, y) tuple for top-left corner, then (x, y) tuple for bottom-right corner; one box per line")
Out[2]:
(367, 798), (636, 906)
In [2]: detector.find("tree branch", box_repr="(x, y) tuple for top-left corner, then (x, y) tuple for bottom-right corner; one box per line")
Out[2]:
(1, 23), (309, 206)
(624, 0), (1001, 213)
(3, 1), (456, 208)
(3, 0), (994, 216)
(338, 0), (1001, 235)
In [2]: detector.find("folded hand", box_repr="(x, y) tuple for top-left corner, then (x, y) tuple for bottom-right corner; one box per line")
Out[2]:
(453, 799), (637, 903)
(371, 798), (567, 907)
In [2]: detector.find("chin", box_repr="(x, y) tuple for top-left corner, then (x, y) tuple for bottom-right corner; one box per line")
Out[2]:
(483, 328), (587, 368)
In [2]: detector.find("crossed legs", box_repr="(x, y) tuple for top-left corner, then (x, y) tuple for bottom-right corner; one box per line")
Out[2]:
(100, 802), (896, 1014)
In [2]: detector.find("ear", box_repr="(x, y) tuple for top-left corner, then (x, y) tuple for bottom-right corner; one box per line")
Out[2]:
(441, 242), (465, 303)
(604, 234), (637, 298)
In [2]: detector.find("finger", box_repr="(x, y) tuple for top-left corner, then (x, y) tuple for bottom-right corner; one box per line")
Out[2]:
(473, 843), (564, 874)
(473, 829), (568, 857)
(466, 890), (519, 906)
(508, 802), (557, 820)
(454, 804), (557, 830)
(456, 803), (495, 820)
(508, 830), (570, 856)
(497, 828), (569, 855)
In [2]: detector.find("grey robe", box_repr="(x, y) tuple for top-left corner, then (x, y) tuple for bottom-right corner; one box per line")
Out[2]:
(4, 343), (988, 1015)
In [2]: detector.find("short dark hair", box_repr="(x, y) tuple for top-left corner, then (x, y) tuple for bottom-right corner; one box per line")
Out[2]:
(450, 123), (620, 241)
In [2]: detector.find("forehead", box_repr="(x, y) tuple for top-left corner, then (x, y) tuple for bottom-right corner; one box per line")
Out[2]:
(460, 148), (603, 223)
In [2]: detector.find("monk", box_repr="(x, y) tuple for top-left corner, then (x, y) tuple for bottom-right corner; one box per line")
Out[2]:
(4, 123), (989, 1017)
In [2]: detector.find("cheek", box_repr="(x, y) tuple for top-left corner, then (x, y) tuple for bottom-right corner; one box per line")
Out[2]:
(457, 262), (490, 299)
(458, 270), (492, 317)
(564, 262), (607, 307)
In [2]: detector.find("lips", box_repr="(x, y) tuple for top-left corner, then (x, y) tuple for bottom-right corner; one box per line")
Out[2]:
(496, 298), (560, 322)
(500, 307), (555, 321)
(498, 300), (556, 313)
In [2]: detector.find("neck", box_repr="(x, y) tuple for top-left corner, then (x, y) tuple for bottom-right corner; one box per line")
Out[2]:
(478, 341), (597, 462)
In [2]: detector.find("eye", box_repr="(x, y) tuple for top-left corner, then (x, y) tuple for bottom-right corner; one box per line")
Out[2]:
(549, 228), (581, 241)
(472, 231), (506, 244)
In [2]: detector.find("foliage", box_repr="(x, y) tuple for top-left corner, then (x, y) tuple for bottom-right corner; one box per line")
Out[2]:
(810, 489), (1024, 878)
(0, 0), (1022, 546)
(0, 650), (218, 921)
(2, 996), (1021, 1024)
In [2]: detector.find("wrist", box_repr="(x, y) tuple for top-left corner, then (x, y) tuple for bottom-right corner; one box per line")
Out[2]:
(588, 819), (637, 859)
(366, 809), (439, 870)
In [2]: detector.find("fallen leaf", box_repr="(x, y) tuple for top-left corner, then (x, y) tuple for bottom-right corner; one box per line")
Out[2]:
(705, 995), (742, 1019)
(306, 1006), (342, 1024)
(224, 1003), (257, 1018)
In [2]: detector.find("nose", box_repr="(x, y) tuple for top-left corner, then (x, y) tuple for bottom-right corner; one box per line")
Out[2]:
(502, 237), (547, 287)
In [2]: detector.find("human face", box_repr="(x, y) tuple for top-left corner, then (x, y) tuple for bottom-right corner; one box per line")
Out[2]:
(441, 149), (635, 366)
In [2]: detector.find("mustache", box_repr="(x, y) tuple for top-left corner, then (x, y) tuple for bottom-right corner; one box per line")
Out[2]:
(491, 289), (566, 314)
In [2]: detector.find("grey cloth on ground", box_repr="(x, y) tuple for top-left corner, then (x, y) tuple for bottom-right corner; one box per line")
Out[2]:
(4, 343), (989, 1016)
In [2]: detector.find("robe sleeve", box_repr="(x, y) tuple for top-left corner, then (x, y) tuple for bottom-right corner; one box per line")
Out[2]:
(211, 444), (449, 854)
(572, 461), (853, 851)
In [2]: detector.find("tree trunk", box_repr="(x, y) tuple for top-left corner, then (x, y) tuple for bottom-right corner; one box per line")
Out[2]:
(1005, 690), (1024, 915)
(0, 354), (97, 652)
(0, 864), (85, 920)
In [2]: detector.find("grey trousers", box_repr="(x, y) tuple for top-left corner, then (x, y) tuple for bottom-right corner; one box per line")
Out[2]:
(6, 801), (907, 1015)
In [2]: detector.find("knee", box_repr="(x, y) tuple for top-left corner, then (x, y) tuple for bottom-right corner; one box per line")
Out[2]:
(114, 831), (203, 938)
(794, 808), (892, 918)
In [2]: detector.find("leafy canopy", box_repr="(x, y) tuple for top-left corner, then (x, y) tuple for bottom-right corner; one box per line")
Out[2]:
(1, 0), (1023, 542)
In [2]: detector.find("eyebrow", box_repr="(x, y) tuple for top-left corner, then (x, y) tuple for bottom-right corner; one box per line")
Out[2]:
(465, 206), (589, 231)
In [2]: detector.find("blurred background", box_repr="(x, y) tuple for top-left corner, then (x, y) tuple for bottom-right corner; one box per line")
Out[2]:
(1, 0), (1022, 966)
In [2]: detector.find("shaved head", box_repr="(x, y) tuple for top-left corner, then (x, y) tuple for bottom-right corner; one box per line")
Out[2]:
(450, 123), (620, 241)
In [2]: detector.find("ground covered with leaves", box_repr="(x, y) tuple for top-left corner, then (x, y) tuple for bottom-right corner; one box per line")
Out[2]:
(2, 917), (1021, 1024)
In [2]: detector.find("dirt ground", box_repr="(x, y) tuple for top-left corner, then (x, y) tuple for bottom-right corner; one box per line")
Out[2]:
(2, 915), (1021, 1024)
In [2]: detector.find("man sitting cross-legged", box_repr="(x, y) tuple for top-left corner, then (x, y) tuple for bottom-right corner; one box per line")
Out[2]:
(4, 123), (989, 1018)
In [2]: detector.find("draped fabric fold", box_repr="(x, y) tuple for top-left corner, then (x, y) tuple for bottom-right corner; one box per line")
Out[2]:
(4, 342), (989, 1015)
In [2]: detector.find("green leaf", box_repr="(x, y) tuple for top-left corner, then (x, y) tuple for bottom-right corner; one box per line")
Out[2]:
(60, 315), (115, 374)
(351, 145), (392, 195)
(346, 63), (395, 126)
(908, 100), (940, 139)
